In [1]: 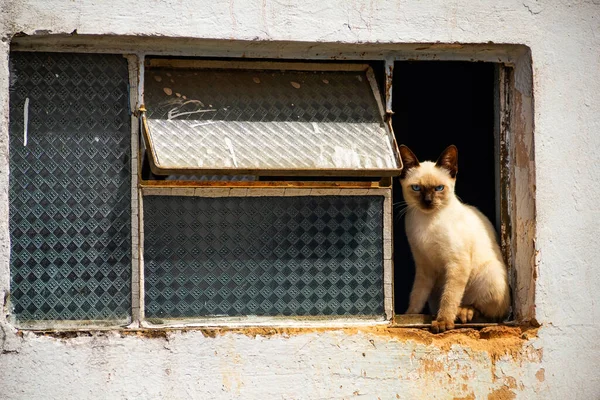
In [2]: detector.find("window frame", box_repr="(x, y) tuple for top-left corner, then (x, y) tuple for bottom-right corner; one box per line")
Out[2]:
(6, 39), (536, 331)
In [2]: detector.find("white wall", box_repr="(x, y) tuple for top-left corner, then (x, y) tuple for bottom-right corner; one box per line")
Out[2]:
(1, 1), (599, 399)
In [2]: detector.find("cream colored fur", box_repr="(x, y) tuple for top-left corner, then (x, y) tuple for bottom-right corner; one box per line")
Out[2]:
(400, 146), (510, 333)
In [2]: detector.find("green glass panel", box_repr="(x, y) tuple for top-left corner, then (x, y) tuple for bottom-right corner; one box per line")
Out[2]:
(144, 195), (383, 318)
(9, 52), (131, 321)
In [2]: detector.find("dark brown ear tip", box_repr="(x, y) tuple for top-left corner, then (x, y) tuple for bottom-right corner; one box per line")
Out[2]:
(399, 145), (417, 159)
(446, 144), (458, 153)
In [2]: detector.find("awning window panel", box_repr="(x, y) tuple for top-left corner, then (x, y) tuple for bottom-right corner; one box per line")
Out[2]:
(143, 61), (401, 176)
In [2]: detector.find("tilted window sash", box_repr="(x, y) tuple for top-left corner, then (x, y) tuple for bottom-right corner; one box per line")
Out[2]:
(141, 60), (402, 178)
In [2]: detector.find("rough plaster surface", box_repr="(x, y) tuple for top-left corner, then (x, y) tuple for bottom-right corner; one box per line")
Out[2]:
(0, 328), (544, 400)
(1, 1), (599, 399)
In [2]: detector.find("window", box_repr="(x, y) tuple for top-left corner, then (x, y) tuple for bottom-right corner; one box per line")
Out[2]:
(8, 52), (132, 327)
(8, 53), (399, 327)
(142, 194), (386, 319)
(139, 59), (398, 324)
(7, 43), (535, 329)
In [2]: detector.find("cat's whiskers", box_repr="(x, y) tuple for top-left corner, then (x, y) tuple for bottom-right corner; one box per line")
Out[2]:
(393, 201), (410, 221)
(394, 204), (410, 221)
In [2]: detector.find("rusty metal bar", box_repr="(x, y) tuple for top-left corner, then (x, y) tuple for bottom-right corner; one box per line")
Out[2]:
(384, 57), (394, 116)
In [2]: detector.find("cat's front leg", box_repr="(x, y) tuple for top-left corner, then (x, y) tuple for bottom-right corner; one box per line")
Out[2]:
(405, 268), (435, 314)
(431, 262), (470, 333)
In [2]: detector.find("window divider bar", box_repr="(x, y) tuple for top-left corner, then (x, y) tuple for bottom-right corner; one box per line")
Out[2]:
(126, 53), (143, 326)
(384, 57), (394, 115)
(137, 189), (146, 324)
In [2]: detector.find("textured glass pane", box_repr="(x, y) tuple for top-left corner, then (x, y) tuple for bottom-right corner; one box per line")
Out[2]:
(144, 67), (398, 173)
(144, 196), (384, 318)
(9, 52), (131, 321)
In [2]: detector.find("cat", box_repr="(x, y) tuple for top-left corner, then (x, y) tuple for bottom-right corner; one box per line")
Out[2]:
(399, 144), (510, 333)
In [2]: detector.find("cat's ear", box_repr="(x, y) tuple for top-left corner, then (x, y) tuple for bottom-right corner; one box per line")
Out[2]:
(435, 145), (458, 178)
(399, 145), (420, 179)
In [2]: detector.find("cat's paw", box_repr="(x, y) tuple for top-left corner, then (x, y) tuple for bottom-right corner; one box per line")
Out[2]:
(431, 316), (455, 333)
(456, 306), (477, 324)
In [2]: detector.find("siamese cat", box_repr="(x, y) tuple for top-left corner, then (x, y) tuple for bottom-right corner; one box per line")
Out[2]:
(399, 145), (510, 333)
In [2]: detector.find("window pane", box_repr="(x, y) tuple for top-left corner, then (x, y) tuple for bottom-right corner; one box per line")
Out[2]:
(144, 64), (399, 176)
(9, 52), (131, 322)
(144, 196), (384, 318)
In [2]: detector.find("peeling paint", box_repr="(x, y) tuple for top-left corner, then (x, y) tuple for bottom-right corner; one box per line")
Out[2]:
(488, 386), (516, 400)
(536, 368), (545, 382)
(29, 325), (541, 362)
(511, 78), (537, 323)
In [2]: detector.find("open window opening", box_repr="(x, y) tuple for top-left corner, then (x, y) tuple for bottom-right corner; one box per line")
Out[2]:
(391, 61), (501, 319)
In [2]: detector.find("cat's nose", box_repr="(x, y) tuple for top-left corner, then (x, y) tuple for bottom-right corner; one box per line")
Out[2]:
(423, 194), (433, 205)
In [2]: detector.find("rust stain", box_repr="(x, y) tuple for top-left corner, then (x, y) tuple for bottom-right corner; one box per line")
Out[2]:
(536, 368), (545, 382)
(28, 325), (540, 363)
(503, 376), (517, 389)
(430, 43), (464, 50)
(420, 358), (445, 374)
(121, 330), (169, 339)
(488, 386), (516, 400)
(453, 394), (475, 400)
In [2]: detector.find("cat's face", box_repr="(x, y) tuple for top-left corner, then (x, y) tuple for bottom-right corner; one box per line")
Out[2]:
(398, 145), (458, 213)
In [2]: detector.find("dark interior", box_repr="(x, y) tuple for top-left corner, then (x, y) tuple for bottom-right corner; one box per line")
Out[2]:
(391, 61), (496, 314)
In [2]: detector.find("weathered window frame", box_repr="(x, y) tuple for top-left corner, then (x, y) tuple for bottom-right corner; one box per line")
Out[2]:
(7, 37), (536, 331)
(136, 57), (398, 327)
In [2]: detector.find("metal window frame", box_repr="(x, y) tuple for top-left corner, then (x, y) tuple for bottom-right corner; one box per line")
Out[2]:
(135, 58), (397, 327)
(138, 186), (393, 328)
(7, 39), (536, 331)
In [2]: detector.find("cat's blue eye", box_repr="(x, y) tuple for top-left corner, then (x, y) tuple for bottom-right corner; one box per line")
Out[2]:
(411, 185), (421, 191)
(435, 185), (445, 192)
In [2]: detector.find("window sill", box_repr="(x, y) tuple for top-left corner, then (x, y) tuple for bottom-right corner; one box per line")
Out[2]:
(11, 315), (523, 335)
(391, 314), (518, 329)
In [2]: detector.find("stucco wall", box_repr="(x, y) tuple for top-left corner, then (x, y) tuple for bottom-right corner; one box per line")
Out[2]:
(1, 1), (599, 399)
